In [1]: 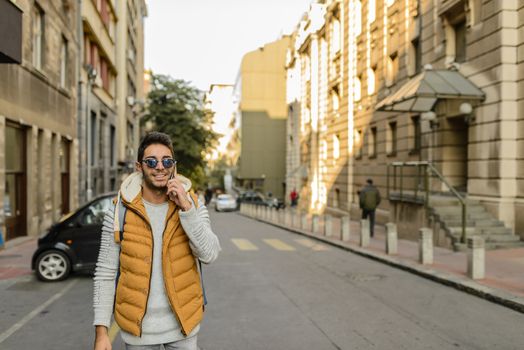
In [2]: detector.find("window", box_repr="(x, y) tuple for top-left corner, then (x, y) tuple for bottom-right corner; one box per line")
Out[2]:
(331, 18), (341, 55)
(90, 112), (97, 166)
(101, 59), (109, 91)
(334, 188), (340, 208)
(386, 0), (395, 6)
(368, 127), (377, 157)
(409, 38), (422, 76)
(110, 125), (116, 166)
(410, 116), (421, 153)
(321, 140), (328, 160)
(368, 0), (376, 24)
(99, 118), (105, 166)
(386, 54), (399, 86)
(354, 77), (362, 101)
(333, 134), (340, 159)
(60, 37), (68, 88)
(331, 88), (340, 115)
(81, 197), (113, 225)
(32, 6), (44, 70)
(355, 0), (362, 36)
(386, 121), (397, 156)
(454, 20), (466, 63)
(367, 68), (376, 95)
(355, 129), (363, 158)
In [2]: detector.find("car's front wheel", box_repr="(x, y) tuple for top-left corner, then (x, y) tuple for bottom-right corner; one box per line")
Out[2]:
(35, 250), (71, 282)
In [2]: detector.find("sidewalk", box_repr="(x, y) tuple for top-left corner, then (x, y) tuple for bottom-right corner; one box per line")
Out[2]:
(0, 237), (37, 280)
(247, 211), (524, 314)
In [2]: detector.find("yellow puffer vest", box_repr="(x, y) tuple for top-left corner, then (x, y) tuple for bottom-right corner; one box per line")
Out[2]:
(113, 192), (204, 337)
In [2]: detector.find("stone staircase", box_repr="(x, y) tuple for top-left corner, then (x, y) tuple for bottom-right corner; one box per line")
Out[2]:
(429, 196), (524, 250)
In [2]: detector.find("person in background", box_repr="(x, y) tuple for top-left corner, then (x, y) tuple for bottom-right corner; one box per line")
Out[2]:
(359, 178), (381, 237)
(290, 188), (299, 207)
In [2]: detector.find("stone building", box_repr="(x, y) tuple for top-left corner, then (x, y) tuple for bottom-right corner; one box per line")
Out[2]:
(287, 0), (524, 248)
(0, 0), (79, 241)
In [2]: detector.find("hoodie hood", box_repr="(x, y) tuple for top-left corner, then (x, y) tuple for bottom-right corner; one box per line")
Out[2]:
(119, 171), (192, 202)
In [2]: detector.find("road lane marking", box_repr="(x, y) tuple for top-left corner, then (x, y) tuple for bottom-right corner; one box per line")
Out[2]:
(0, 279), (78, 344)
(295, 238), (330, 251)
(264, 239), (296, 251)
(232, 239), (258, 251)
(108, 321), (120, 343)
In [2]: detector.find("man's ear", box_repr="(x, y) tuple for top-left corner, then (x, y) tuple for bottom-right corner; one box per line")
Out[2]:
(135, 161), (142, 172)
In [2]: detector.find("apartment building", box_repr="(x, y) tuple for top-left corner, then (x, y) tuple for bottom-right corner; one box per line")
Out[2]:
(0, 0), (79, 241)
(115, 0), (147, 176)
(287, 0), (524, 246)
(234, 37), (290, 199)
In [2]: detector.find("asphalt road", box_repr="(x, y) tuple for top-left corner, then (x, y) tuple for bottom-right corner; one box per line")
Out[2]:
(0, 211), (523, 350)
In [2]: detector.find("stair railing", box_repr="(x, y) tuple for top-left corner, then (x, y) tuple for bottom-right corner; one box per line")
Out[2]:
(386, 161), (467, 243)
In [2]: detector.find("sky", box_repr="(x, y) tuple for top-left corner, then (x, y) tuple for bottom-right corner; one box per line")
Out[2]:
(144, 0), (313, 92)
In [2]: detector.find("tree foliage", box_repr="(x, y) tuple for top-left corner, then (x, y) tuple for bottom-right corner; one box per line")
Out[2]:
(143, 74), (218, 190)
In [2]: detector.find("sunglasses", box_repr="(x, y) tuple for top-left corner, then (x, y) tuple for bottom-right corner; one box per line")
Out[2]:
(141, 158), (176, 169)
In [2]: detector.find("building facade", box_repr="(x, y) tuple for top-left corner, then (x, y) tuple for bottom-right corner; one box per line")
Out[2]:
(0, 0), (79, 242)
(287, 0), (524, 246)
(234, 37), (291, 199)
(115, 0), (147, 176)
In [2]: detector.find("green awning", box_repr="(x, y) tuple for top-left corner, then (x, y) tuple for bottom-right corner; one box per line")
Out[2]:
(375, 68), (485, 113)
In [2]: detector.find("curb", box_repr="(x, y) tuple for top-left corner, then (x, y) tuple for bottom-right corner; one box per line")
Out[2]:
(242, 213), (524, 315)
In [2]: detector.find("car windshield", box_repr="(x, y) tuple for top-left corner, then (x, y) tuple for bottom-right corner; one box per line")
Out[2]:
(218, 194), (233, 200)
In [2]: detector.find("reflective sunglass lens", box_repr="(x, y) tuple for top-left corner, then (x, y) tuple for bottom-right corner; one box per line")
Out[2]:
(162, 159), (175, 168)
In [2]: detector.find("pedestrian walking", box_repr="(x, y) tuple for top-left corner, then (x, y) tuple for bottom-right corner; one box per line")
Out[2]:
(359, 179), (381, 237)
(93, 132), (221, 350)
(290, 188), (299, 207)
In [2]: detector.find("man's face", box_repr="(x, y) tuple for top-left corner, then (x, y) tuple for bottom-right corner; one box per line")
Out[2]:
(136, 144), (175, 191)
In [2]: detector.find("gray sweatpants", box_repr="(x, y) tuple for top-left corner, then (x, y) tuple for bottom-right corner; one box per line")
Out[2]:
(125, 335), (198, 350)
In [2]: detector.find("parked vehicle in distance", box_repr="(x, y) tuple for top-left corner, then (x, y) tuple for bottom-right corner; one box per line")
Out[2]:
(31, 192), (116, 282)
(236, 191), (284, 209)
(215, 194), (237, 212)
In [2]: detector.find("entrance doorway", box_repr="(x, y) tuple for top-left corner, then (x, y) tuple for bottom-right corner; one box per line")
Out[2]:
(4, 123), (27, 241)
(442, 117), (468, 193)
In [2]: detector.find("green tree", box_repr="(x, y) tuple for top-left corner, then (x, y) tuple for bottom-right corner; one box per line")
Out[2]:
(143, 74), (218, 189)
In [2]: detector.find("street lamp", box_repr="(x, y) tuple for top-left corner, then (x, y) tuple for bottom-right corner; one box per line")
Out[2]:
(85, 64), (97, 202)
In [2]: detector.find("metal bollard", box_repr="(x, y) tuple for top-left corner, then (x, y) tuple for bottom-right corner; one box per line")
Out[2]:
(312, 215), (320, 233)
(385, 223), (398, 255)
(324, 215), (333, 237)
(341, 216), (350, 241)
(467, 236), (485, 279)
(360, 219), (370, 247)
(419, 228), (433, 265)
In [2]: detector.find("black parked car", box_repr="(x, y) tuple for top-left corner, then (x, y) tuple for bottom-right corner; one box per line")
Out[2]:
(31, 192), (116, 282)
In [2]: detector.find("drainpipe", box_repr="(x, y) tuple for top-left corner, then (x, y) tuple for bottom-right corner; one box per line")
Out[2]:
(76, 0), (84, 204)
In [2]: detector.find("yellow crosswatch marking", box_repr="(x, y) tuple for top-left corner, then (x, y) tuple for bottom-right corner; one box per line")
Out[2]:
(232, 239), (259, 250)
(108, 321), (120, 343)
(295, 238), (330, 251)
(264, 239), (296, 251)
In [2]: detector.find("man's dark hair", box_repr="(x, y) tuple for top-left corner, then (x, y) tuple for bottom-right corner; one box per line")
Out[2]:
(366, 178), (373, 185)
(137, 132), (174, 161)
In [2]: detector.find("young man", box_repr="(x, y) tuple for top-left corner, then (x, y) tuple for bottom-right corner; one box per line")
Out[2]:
(359, 178), (381, 237)
(93, 132), (221, 350)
